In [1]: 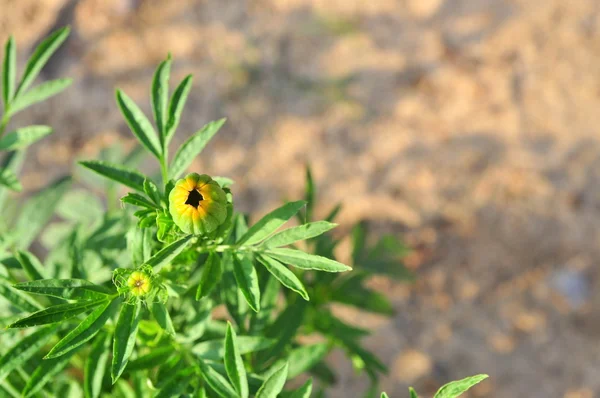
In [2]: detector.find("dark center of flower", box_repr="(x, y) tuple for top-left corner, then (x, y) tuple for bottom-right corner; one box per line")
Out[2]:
(185, 189), (204, 208)
(134, 279), (144, 287)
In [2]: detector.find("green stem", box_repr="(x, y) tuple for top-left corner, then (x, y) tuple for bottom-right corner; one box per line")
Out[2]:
(0, 112), (10, 138)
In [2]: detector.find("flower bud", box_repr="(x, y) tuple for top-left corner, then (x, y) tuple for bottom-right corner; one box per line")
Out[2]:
(127, 271), (152, 296)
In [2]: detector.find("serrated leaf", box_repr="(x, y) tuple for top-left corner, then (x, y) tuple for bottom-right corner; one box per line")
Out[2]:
(0, 325), (58, 382)
(121, 192), (157, 209)
(116, 89), (161, 158)
(224, 322), (248, 398)
(192, 336), (274, 360)
(46, 297), (121, 359)
(433, 374), (489, 398)
(9, 78), (72, 116)
(257, 255), (308, 300)
(198, 359), (238, 398)
(152, 57), (171, 146)
(2, 36), (16, 106)
(16, 250), (46, 280)
(13, 279), (112, 300)
(165, 75), (192, 146)
(169, 118), (225, 179)
(261, 221), (337, 248)
(233, 254), (260, 312)
(196, 252), (222, 300)
(16, 26), (70, 95)
(79, 160), (146, 191)
(0, 167), (21, 191)
(8, 298), (106, 328)
(112, 301), (142, 383)
(145, 235), (193, 271)
(265, 248), (351, 272)
(0, 125), (52, 150)
(237, 201), (306, 246)
(256, 362), (288, 398)
(23, 346), (78, 397)
(84, 333), (110, 398)
(150, 301), (175, 336)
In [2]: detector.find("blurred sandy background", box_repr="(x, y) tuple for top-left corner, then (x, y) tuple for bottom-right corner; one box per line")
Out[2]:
(4, 0), (600, 397)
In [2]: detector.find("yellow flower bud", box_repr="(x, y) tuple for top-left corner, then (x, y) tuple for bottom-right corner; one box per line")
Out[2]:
(169, 173), (227, 235)
(127, 271), (152, 296)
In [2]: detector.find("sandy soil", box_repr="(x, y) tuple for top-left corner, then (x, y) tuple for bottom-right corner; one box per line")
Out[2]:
(3, 0), (600, 397)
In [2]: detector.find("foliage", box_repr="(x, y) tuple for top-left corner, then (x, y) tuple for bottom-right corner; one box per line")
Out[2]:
(0, 28), (486, 398)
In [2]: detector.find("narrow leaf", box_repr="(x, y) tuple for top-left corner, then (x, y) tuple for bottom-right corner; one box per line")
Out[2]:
(16, 26), (70, 95)
(232, 254), (260, 312)
(151, 57), (171, 145)
(23, 347), (78, 397)
(84, 333), (110, 398)
(237, 201), (306, 246)
(9, 78), (72, 116)
(126, 345), (174, 371)
(286, 379), (313, 398)
(112, 302), (142, 383)
(79, 160), (146, 191)
(169, 118), (225, 179)
(145, 235), (193, 271)
(224, 322), (249, 398)
(8, 299), (106, 328)
(116, 89), (161, 158)
(192, 336), (274, 360)
(0, 278), (42, 312)
(0, 167), (21, 191)
(381, 394), (389, 398)
(0, 325), (58, 382)
(265, 248), (351, 272)
(165, 75), (192, 145)
(121, 192), (158, 209)
(285, 344), (328, 379)
(46, 297), (121, 359)
(433, 374), (489, 398)
(13, 279), (112, 300)
(261, 221), (337, 248)
(16, 250), (46, 280)
(256, 363), (288, 398)
(257, 255), (308, 300)
(198, 359), (238, 398)
(196, 252), (222, 300)
(409, 387), (418, 398)
(0, 125), (53, 150)
(150, 301), (175, 336)
(143, 178), (162, 206)
(2, 36), (16, 106)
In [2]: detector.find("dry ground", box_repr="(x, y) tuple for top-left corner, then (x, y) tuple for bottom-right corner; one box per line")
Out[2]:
(3, 0), (600, 397)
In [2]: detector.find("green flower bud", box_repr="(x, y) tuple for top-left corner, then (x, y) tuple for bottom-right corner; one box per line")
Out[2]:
(169, 173), (228, 235)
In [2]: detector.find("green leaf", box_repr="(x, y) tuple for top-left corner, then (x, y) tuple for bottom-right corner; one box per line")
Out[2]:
(16, 26), (70, 95)
(198, 359), (238, 398)
(284, 379), (312, 398)
(150, 301), (175, 336)
(256, 362), (288, 398)
(237, 201), (306, 246)
(153, 367), (194, 398)
(46, 297), (121, 359)
(22, 346), (78, 397)
(121, 192), (158, 209)
(151, 57), (171, 147)
(169, 118), (225, 179)
(84, 333), (110, 398)
(0, 278), (42, 312)
(0, 151), (24, 205)
(2, 36), (16, 106)
(249, 274), (279, 333)
(0, 325), (58, 382)
(233, 254), (260, 312)
(381, 394), (389, 398)
(112, 301), (142, 383)
(0, 125), (53, 150)
(258, 301), (306, 364)
(16, 250), (46, 280)
(265, 248), (351, 272)
(261, 221), (337, 248)
(128, 228), (152, 266)
(79, 160), (146, 191)
(165, 75), (192, 145)
(0, 167), (21, 191)
(409, 387), (418, 398)
(143, 178), (162, 206)
(14, 176), (71, 249)
(285, 344), (329, 379)
(224, 322), (249, 398)
(196, 252), (222, 300)
(126, 345), (174, 371)
(221, 252), (248, 327)
(433, 374), (489, 398)
(8, 298), (106, 328)
(145, 235), (193, 271)
(13, 279), (112, 300)
(116, 89), (161, 158)
(257, 255), (308, 300)
(9, 78), (72, 116)
(192, 336), (274, 360)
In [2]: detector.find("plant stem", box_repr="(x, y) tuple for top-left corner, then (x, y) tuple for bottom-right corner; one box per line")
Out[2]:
(0, 112), (10, 139)
(160, 155), (169, 186)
